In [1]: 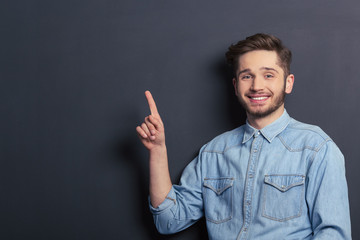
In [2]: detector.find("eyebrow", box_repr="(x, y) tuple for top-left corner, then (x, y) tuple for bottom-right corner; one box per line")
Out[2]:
(238, 69), (251, 75)
(261, 67), (279, 73)
(237, 67), (279, 77)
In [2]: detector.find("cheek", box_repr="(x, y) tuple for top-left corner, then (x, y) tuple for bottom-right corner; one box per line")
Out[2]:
(237, 82), (250, 94)
(270, 81), (285, 92)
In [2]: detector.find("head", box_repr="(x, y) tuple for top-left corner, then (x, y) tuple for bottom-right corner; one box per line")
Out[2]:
(225, 33), (292, 78)
(225, 34), (294, 127)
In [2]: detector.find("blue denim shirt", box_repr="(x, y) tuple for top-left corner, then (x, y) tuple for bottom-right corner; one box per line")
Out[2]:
(149, 110), (351, 239)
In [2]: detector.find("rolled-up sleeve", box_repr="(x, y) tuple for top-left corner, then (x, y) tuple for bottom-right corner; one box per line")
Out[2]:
(148, 148), (205, 234)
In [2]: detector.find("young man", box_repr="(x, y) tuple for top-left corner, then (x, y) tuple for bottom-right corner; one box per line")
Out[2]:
(136, 33), (351, 239)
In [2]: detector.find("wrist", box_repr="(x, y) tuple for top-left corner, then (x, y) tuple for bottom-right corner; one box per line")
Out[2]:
(149, 144), (166, 154)
(149, 145), (168, 164)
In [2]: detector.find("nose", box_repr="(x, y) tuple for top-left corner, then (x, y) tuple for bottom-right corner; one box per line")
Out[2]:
(250, 77), (264, 91)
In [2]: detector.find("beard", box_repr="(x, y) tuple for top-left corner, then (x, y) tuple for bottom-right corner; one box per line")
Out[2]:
(238, 90), (286, 119)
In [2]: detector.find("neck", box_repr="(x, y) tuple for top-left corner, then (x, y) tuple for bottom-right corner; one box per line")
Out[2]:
(247, 106), (285, 130)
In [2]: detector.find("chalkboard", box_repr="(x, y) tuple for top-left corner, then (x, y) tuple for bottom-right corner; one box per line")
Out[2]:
(1, 0), (359, 239)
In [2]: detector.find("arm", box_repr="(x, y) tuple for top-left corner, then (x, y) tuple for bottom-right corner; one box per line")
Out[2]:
(136, 91), (172, 208)
(306, 141), (351, 239)
(136, 91), (204, 234)
(150, 153), (204, 234)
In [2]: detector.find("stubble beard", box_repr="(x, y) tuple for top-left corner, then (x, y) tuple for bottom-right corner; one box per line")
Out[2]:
(239, 90), (286, 119)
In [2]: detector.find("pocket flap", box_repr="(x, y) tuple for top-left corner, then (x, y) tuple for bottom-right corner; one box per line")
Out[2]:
(203, 178), (234, 195)
(264, 174), (305, 192)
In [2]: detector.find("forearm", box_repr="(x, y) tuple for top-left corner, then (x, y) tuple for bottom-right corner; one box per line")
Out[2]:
(149, 155), (205, 235)
(149, 145), (172, 208)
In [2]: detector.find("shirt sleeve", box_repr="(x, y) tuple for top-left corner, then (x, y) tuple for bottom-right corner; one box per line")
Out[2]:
(306, 140), (352, 239)
(148, 147), (205, 234)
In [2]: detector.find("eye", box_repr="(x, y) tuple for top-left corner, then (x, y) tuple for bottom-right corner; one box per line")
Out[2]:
(265, 74), (274, 79)
(241, 75), (252, 80)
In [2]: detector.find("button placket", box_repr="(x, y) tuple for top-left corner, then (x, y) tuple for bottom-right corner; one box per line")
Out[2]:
(238, 132), (263, 240)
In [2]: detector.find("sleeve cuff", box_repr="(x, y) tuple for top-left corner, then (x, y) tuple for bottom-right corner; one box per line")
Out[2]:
(149, 187), (176, 214)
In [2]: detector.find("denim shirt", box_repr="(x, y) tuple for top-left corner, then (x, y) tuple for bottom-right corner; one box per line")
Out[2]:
(149, 110), (351, 240)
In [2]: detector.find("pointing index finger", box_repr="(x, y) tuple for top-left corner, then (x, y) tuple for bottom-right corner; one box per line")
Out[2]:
(145, 90), (159, 116)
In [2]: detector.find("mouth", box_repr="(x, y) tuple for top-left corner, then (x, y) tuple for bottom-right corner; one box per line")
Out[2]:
(247, 94), (270, 104)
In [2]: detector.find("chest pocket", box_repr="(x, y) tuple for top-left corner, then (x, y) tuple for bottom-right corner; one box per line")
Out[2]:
(203, 178), (234, 224)
(262, 174), (305, 222)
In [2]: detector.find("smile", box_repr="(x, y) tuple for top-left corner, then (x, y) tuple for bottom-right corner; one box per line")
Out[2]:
(248, 95), (270, 103)
(250, 96), (268, 100)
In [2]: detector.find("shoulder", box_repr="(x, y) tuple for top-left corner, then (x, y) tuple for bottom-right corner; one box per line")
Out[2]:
(201, 125), (245, 154)
(279, 118), (333, 152)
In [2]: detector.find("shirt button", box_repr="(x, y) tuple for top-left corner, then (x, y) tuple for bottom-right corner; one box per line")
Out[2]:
(281, 185), (286, 189)
(243, 227), (247, 232)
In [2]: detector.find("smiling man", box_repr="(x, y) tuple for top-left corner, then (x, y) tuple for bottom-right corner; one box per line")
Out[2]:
(233, 49), (294, 129)
(136, 33), (351, 239)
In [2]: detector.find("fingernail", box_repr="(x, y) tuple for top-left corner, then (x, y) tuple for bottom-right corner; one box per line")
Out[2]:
(151, 130), (156, 135)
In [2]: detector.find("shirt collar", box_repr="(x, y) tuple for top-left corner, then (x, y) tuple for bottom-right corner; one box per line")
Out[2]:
(242, 109), (291, 144)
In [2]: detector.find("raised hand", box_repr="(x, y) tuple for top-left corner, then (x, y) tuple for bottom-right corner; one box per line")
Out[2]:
(136, 91), (171, 208)
(136, 91), (165, 150)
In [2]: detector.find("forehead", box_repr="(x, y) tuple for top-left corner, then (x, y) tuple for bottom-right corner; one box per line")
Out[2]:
(238, 50), (282, 72)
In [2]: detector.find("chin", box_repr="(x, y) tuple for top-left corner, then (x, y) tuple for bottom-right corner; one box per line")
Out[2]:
(246, 104), (283, 119)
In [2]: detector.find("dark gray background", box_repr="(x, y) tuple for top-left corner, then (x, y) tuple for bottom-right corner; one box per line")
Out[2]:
(1, 0), (359, 239)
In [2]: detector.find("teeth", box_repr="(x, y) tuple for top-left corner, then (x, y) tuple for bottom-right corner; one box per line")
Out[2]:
(251, 96), (268, 100)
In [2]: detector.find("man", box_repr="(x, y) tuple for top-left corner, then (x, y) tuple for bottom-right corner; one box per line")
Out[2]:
(136, 33), (351, 239)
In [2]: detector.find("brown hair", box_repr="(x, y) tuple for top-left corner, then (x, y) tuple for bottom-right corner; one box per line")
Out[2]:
(225, 33), (292, 77)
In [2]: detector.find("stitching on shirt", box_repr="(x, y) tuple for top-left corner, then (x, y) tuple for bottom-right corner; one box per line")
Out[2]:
(262, 174), (305, 222)
(286, 124), (332, 141)
(203, 178), (234, 224)
(278, 136), (317, 152)
(202, 143), (243, 154)
(263, 118), (291, 142)
(278, 135), (332, 152)
(203, 132), (332, 155)
(262, 183), (304, 222)
(309, 139), (332, 163)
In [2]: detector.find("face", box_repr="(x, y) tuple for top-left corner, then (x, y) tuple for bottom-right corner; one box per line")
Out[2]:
(233, 50), (294, 120)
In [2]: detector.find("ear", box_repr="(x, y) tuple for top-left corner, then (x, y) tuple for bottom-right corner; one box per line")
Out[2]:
(232, 77), (238, 95)
(285, 74), (294, 94)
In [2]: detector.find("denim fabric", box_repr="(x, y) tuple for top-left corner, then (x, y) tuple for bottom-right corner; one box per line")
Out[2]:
(149, 110), (351, 240)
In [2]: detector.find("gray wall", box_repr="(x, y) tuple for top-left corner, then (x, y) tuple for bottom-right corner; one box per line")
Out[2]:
(1, 0), (359, 239)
